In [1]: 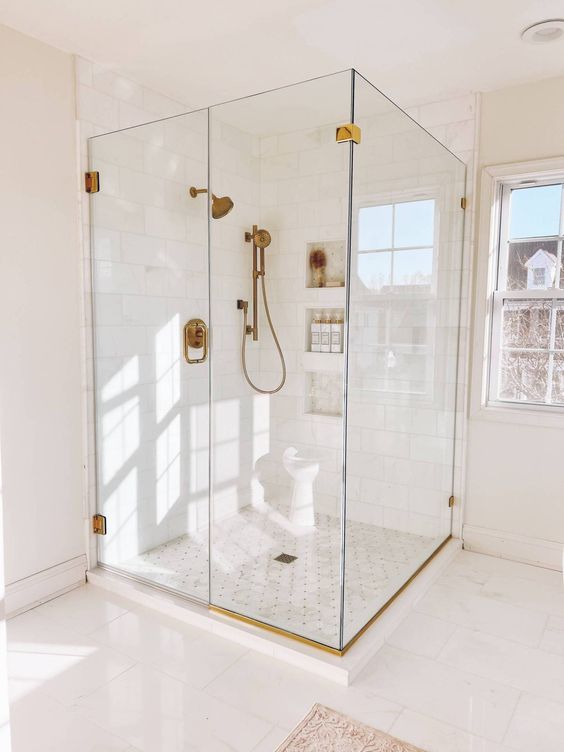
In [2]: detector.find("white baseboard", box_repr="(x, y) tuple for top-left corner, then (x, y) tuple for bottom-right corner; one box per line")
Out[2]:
(6, 555), (87, 617)
(463, 524), (563, 572)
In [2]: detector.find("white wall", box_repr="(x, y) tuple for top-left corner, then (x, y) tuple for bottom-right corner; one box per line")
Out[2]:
(0, 440), (12, 751)
(0, 24), (85, 610)
(465, 74), (564, 570)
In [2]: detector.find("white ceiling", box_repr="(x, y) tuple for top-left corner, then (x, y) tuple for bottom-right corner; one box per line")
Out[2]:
(1, 0), (564, 109)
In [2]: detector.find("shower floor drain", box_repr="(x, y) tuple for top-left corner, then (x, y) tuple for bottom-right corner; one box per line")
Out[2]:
(274, 553), (297, 564)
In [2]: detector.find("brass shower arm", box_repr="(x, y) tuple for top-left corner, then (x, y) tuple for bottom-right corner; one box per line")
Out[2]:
(189, 187), (221, 200)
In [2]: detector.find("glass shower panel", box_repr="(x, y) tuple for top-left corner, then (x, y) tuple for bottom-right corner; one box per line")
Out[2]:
(343, 72), (466, 644)
(208, 71), (353, 649)
(90, 109), (210, 601)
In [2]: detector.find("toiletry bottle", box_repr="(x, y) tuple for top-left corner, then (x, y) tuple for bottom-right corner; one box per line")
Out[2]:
(321, 311), (332, 353)
(311, 311), (322, 352)
(331, 313), (344, 353)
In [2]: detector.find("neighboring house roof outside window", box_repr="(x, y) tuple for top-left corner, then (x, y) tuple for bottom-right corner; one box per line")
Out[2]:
(525, 248), (558, 288)
(525, 248), (557, 270)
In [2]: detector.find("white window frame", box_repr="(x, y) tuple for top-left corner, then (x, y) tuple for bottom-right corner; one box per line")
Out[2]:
(472, 157), (564, 426)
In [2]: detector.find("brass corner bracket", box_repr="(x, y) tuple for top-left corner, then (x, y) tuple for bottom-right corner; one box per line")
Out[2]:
(336, 123), (361, 145)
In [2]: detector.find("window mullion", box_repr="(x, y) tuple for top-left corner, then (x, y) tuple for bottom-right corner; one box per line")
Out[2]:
(497, 184), (511, 292)
(546, 300), (557, 404)
(391, 205), (396, 286)
(560, 182), (564, 236)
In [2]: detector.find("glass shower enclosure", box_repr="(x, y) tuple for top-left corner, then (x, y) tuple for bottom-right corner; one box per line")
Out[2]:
(89, 69), (465, 653)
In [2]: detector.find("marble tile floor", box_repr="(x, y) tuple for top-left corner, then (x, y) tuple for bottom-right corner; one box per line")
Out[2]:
(6, 549), (564, 752)
(119, 503), (440, 646)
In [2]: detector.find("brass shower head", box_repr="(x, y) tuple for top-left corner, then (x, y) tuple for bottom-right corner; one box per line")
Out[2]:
(212, 194), (234, 219)
(188, 187), (234, 219)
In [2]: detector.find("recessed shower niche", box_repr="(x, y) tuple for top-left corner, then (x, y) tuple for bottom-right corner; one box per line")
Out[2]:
(89, 69), (465, 653)
(306, 241), (346, 288)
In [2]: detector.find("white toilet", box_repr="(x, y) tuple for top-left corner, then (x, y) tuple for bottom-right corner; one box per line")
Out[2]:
(282, 447), (321, 527)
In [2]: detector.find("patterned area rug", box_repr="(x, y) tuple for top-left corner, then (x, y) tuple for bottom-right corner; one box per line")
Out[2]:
(276, 704), (425, 751)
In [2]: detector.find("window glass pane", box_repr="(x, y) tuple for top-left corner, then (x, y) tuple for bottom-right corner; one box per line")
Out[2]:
(392, 248), (433, 286)
(394, 199), (435, 248)
(502, 300), (551, 349)
(559, 263), (564, 290)
(509, 184), (562, 239)
(554, 306), (564, 350)
(358, 205), (392, 250)
(552, 353), (564, 403)
(499, 350), (548, 402)
(506, 240), (558, 290)
(358, 251), (391, 290)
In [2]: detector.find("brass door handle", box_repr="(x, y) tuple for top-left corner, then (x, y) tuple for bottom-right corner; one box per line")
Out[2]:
(184, 319), (208, 364)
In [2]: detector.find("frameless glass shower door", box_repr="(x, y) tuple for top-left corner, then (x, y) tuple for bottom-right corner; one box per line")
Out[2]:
(90, 109), (210, 601)
(343, 72), (466, 645)
(207, 71), (353, 651)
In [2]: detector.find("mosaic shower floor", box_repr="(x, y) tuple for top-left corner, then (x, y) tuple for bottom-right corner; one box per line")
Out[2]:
(121, 502), (442, 647)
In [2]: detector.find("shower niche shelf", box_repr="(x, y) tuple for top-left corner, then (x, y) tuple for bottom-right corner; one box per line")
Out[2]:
(305, 240), (345, 289)
(304, 307), (345, 354)
(305, 371), (343, 418)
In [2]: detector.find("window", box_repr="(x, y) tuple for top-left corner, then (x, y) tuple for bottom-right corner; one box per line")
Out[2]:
(358, 199), (435, 290)
(489, 179), (564, 407)
(355, 197), (437, 397)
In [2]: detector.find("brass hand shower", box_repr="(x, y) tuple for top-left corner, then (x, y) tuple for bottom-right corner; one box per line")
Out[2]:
(237, 226), (286, 395)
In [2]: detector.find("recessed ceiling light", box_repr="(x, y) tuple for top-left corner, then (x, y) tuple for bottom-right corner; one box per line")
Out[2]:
(521, 19), (564, 44)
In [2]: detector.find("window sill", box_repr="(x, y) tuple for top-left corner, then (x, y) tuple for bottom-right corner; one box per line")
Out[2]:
(471, 400), (564, 429)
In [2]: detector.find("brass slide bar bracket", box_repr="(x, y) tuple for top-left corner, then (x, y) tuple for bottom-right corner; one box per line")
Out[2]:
(85, 171), (100, 193)
(245, 225), (260, 341)
(336, 123), (361, 144)
(184, 319), (208, 364)
(237, 300), (253, 335)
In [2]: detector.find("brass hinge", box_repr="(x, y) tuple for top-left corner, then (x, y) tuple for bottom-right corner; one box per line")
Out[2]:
(92, 514), (107, 535)
(448, 495), (455, 508)
(85, 171), (100, 194)
(460, 196), (467, 210)
(336, 123), (361, 144)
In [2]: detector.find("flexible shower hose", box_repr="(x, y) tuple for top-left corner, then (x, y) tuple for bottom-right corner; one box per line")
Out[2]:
(241, 273), (286, 394)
